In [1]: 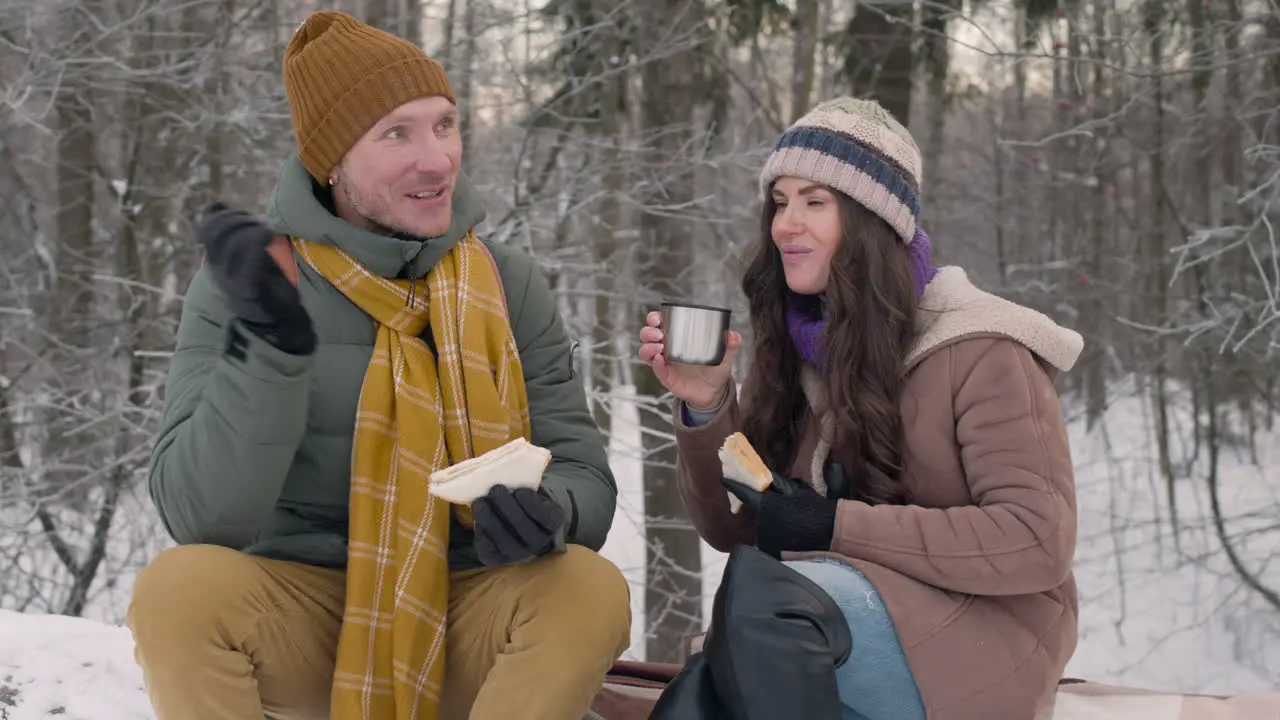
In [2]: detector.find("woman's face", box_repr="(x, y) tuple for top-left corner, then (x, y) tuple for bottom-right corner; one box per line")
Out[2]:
(770, 177), (843, 295)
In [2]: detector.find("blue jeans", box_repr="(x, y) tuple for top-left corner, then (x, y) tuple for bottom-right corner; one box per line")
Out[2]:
(785, 558), (928, 720)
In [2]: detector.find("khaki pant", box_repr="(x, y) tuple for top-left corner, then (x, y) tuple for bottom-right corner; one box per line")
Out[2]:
(127, 543), (631, 720)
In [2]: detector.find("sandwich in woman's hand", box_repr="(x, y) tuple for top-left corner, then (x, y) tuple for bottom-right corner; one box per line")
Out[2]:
(718, 431), (773, 514)
(428, 437), (552, 504)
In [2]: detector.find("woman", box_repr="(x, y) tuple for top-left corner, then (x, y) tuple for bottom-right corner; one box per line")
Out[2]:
(638, 97), (1084, 720)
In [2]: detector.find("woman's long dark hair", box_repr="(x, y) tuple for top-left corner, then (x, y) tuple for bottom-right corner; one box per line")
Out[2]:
(739, 191), (917, 506)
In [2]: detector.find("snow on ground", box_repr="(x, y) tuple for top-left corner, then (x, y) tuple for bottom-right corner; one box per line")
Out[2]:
(0, 608), (152, 720)
(1, 378), (1277, 718)
(1060, 383), (1280, 695)
(605, 378), (1280, 695)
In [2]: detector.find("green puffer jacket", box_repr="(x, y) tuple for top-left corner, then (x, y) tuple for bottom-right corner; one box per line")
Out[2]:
(147, 153), (616, 571)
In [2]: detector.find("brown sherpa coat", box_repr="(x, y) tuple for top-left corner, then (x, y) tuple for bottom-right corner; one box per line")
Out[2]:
(674, 266), (1085, 720)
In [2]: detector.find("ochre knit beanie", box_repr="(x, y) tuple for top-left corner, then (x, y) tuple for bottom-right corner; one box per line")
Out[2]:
(283, 11), (456, 184)
(759, 97), (923, 244)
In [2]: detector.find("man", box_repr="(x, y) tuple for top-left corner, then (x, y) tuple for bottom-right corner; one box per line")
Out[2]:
(126, 10), (631, 720)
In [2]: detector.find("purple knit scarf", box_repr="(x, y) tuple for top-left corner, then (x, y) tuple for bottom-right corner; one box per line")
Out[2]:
(785, 228), (939, 367)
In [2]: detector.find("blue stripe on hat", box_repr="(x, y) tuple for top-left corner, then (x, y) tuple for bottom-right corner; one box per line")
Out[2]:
(772, 126), (921, 219)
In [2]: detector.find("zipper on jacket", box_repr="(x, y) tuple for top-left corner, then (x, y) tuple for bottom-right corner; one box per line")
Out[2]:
(406, 277), (417, 308)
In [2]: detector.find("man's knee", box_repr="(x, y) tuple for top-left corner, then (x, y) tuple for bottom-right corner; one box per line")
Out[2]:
(128, 544), (257, 644)
(530, 545), (632, 655)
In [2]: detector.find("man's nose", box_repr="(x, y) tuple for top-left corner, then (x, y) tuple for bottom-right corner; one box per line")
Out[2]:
(411, 137), (455, 176)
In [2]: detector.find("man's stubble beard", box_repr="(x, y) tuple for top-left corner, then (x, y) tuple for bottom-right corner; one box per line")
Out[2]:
(340, 179), (413, 239)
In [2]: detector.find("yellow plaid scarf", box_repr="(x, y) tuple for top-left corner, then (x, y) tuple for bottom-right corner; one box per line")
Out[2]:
(292, 231), (531, 719)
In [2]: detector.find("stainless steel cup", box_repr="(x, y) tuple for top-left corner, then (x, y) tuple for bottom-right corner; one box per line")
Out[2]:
(661, 302), (732, 366)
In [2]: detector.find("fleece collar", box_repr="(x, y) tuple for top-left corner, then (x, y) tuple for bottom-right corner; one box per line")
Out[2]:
(907, 266), (1084, 373)
(797, 267), (1083, 495)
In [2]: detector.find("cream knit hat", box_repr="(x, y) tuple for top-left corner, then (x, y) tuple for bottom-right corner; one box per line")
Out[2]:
(759, 97), (923, 244)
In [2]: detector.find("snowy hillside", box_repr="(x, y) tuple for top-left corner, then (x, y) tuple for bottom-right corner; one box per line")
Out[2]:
(0, 608), (153, 720)
(0, 381), (1277, 718)
(1060, 388), (1280, 695)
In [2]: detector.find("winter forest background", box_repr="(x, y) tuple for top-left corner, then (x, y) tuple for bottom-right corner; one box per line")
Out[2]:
(0, 0), (1278, 701)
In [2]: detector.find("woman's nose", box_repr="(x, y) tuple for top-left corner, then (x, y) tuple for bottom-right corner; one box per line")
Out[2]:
(773, 206), (802, 237)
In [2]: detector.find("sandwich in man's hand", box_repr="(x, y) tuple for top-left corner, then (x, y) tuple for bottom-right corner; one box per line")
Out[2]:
(428, 437), (552, 504)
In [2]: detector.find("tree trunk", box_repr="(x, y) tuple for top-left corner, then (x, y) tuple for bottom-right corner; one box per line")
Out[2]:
(920, 0), (959, 198)
(458, 0), (477, 174)
(1142, 0), (1179, 553)
(789, 0), (820, 123)
(591, 0), (630, 433)
(841, 0), (914, 124)
(1082, 0), (1111, 428)
(637, 0), (708, 665)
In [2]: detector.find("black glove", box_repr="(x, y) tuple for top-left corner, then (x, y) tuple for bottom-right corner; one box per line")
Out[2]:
(723, 469), (838, 558)
(471, 485), (567, 566)
(198, 202), (315, 355)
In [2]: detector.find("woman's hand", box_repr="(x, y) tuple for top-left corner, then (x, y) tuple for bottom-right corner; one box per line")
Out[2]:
(722, 472), (838, 558)
(637, 309), (741, 409)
